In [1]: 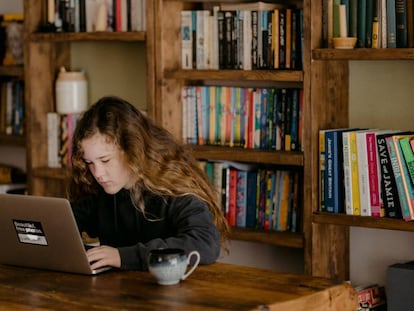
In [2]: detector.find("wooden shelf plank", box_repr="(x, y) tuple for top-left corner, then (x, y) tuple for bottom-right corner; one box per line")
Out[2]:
(230, 227), (304, 248)
(312, 48), (414, 60)
(190, 145), (304, 166)
(28, 31), (146, 42)
(0, 66), (24, 77)
(165, 69), (304, 83)
(313, 212), (414, 232)
(31, 167), (70, 180)
(0, 134), (25, 146)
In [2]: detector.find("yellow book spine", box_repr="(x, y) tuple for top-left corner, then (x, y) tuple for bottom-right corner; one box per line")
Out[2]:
(349, 131), (361, 215)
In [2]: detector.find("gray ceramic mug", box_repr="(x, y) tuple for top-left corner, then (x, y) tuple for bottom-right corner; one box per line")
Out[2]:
(148, 248), (200, 285)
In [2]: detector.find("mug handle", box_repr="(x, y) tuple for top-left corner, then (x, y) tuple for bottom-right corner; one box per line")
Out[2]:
(181, 251), (201, 280)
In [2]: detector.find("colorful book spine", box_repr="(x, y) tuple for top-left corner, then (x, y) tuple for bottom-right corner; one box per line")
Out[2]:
(236, 170), (247, 227)
(386, 136), (414, 221)
(342, 131), (361, 215)
(376, 132), (403, 218)
(366, 131), (381, 217)
(400, 136), (414, 186)
(324, 128), (350, 213)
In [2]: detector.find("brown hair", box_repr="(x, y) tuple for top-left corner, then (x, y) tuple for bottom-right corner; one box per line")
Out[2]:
(69, 96), (229, 248)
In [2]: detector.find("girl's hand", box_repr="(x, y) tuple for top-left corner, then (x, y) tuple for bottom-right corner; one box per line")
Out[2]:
(86, 245), (121, 269)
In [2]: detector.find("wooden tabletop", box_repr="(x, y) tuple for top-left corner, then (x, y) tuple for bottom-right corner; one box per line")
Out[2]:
(0, 262), (357, 310)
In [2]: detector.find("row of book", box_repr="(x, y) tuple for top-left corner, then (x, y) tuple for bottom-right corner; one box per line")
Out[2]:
(0, 79), (24, 136)
(182, 86), (304, 152)
(199, 160), (300, 232)
(181, 3), (303, 70)
(47, 112), (81, 168)
(46, 0), (146, 33)
(325, 0), (413, 48)
(319, 127), (414, 221)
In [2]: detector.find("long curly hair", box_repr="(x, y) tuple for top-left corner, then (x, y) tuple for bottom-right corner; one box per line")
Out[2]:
(69, 96), (229, 248)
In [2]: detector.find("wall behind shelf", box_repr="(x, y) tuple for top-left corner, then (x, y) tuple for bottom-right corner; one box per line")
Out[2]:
(349, 61), (414, 286)
(71, 42), (147, 111)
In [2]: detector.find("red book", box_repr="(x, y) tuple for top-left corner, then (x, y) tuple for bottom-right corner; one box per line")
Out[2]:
(226, 168), (238, 226)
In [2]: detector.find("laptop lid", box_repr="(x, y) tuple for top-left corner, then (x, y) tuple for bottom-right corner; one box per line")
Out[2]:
(0, 193), (109, 275)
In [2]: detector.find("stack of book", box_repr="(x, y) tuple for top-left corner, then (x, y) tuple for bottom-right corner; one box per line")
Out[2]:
(199, 160), (300, 232)
(0, 79), (24, 136)
(47, 112), (81, 168)
(324, 0), (413, 48)
(182, 86), (304, 152)
(180, 2), (303, 70)
(319, 127), (414, 221)
(46, 0), (146, 32)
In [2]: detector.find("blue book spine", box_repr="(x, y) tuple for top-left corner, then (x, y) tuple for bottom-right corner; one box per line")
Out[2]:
(357, 0), (367, 47)
(246, 171), (258, 228)
(324, 129), (347, 213)
(387, 0), (397, 47)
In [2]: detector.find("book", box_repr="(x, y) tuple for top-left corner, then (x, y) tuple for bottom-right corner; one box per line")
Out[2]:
(357, 0), (367, 47)
(387, 0), (397, 47)
(356, 130), (372, 216)
(319, 129), (326, 212)
(365, 130), (387, 217)
(376, 131), (407, 218)
(386, 135), (414, 221)
(395, 0), (408, 47)
(196, 10), (210, 69)
(47, 112), (61, 168)
(324, 128), (356, 214)
(342, 130), (361, 215)
(181, 10), (193, 69)
(236, 170), (248, 227)
(365, 0), (374, 47)
(246, 170), (258, 228)
(348, 0), (358, 37)
(275, 170), (291, 231)
(399, 136), (414, 187)
(227, 168), (238, 226)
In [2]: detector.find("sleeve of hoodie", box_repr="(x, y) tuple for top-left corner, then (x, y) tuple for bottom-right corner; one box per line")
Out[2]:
(118, 195), (222, 271)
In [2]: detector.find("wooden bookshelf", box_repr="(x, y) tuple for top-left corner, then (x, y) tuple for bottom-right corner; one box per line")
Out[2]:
(152, 0), (348, 277)
(23, 0), (155, 196)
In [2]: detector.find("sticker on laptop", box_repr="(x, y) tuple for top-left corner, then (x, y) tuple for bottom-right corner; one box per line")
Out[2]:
(13, 219), (48, 246)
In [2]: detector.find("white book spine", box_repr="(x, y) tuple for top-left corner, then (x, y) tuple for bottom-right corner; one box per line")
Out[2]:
(47, 112), (62, 168)
(356, 132), (371, 216)
(181, 10), (193, 69)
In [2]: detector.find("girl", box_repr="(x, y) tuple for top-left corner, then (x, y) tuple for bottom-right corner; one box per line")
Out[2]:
(69, 96), (229, 271)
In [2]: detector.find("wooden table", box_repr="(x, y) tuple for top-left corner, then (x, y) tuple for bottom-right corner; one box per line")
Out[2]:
(0, 262), (357, 310)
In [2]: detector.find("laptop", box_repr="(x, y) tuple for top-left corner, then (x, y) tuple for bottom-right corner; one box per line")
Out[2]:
(0, 193), (110, 275)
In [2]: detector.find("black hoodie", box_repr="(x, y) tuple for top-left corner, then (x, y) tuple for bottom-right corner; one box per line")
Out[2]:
(71, 188), (221, 270)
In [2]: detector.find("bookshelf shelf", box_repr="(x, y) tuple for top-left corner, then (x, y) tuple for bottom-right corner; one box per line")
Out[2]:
(0, 134), (25, 146)
(164, 69), (304, 83)
(190, 145), (303, 166)
(312, 48), (414, 61)
(28, 31), (146, 42)
(230, 227), (304, 249)
(0, 65), (24, 77)
(31, 167), (69, 180)
(313, 213), (414, 232)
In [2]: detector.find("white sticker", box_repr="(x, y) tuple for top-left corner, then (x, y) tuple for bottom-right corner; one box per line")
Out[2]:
(13, 219), (48, 246)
